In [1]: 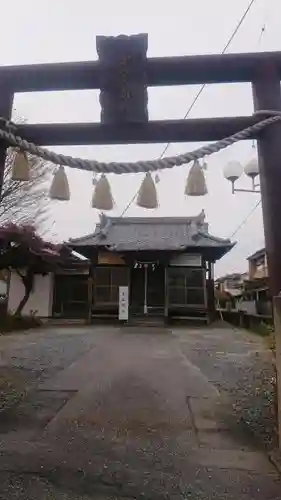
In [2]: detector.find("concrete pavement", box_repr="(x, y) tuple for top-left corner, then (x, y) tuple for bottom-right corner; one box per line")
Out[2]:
(0, 325), (280, 499)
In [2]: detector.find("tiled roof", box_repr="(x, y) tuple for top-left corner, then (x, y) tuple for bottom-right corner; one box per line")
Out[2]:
(247, 248), (266, 261)
(215, 272), (245, 283)
(70, 213), (234, 257)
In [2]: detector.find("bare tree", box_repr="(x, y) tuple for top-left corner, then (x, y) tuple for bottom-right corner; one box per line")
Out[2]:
(0, 147), (53, 232)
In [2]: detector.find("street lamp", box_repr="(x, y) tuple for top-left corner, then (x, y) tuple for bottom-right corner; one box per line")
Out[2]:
(223, 158), (260, 194)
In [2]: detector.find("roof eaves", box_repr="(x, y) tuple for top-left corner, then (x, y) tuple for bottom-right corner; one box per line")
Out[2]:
(247, 247), (266, 261)
(69, 233), (95, 244)
(197, 231), (234, 246)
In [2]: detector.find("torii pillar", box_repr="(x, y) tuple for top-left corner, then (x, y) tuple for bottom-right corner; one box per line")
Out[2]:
(0, 83), (14, 194)
(253, 61), (281, 447)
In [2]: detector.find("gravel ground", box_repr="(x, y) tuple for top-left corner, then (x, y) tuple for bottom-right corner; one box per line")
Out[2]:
(231, 349), (277, 451)
(0, 327), (100, 376)
(0, 327), (101, 418)
(0, 367), (28, 412)
(0, 324), (280, 499)
(175, 322), (278, 451)
(0, 325), (278, 452)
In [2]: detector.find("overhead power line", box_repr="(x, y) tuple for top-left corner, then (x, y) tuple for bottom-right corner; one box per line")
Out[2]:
(225, 4), (269, 240)
(120, 0), (258, 217)
(229, 199), (261, 239)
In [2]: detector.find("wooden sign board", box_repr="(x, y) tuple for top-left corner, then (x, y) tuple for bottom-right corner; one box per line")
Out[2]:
(119, 286), (129, 321)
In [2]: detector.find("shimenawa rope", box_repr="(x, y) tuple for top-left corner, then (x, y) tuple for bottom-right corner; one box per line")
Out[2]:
(0, 110), (280, 175)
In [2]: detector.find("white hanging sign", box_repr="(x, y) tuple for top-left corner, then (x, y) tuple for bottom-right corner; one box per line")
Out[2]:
(119, 286), (129, 321)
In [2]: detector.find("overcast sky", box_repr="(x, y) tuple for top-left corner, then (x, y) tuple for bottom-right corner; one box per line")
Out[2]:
(2, 0), (280, 276)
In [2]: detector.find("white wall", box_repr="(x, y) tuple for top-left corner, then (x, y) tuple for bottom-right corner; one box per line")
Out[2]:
(237, 300), (257, 315)
(0, 280), (7, 296)
(8, 272), (53, 317)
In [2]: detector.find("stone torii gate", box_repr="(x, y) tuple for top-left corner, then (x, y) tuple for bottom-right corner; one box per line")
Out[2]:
(0, 35), (280, 294)
(0, 33), (281, 440)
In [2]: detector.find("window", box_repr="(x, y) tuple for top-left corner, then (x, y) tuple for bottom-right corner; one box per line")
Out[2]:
(225, 278), (242, 290)
(256, 256), (265, 268)
(95, 266), (129, 305)
(168, 267), (205, 306)
(53, 275), (88, 317)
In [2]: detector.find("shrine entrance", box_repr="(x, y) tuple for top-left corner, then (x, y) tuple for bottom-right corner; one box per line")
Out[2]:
(1, 31), (281, 439)
(0, 32), (280, 307)
(130, 261), (165, 316)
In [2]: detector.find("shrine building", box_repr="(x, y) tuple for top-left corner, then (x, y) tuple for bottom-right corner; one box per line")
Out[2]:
(51, 212), (234, 324)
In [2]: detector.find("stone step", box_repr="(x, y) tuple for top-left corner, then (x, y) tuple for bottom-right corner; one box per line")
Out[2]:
(46, 318), (87, 326)
(129, 316), (165, 327)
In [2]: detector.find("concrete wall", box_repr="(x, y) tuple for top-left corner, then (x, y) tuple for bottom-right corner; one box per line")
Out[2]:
(8, 272), (53, 317)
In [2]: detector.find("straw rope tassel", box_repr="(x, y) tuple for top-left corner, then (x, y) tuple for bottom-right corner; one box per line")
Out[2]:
(185, 160), (208, 196)
(11, 150), (30, 181)
(49, 166), (70, 201)
(136, 172), (158, 209)
(92, 173), (114, 211)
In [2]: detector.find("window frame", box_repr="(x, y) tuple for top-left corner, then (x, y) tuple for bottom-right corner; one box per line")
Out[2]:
(94, 265), (129, 306)
(167, 266), (206, 307)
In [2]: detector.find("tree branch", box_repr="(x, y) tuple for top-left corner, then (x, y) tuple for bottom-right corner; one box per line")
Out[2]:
(0, 143), (53, 232)
(15, 268), (24, 280)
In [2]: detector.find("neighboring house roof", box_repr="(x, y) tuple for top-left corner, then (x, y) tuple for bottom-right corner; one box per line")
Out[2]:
(215, 273), (246, 297)
(244, 276), (269, 291)
(215, 273), (245, 284)
(70, 213), (234, 259)
(226, 289), (243, 298)
(215, 288), (241, 301)
(247, 248), (266, 261)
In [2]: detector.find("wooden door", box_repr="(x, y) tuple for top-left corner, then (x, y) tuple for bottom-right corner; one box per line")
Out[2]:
(147, 265), (165, 309)
(130, 266), (145, 314)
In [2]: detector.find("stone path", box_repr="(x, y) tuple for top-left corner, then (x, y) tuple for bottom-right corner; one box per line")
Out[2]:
(0, 325), (280, 499)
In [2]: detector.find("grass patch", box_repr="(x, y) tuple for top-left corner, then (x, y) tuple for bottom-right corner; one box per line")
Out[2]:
(0, 313), (42, 335)
(250, 321), (274, 337)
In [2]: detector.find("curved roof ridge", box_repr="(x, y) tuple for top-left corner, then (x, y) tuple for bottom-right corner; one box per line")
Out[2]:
(106, 213), (205, 225)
